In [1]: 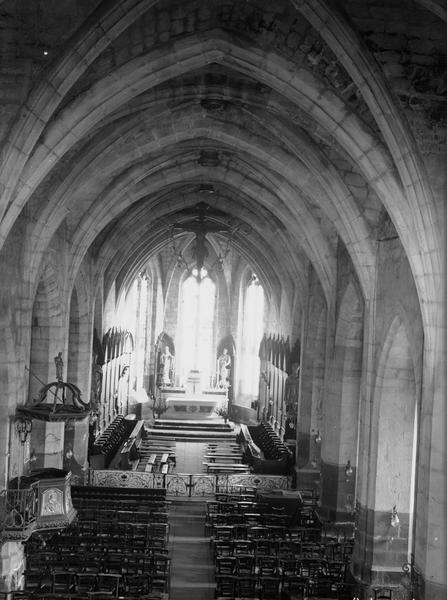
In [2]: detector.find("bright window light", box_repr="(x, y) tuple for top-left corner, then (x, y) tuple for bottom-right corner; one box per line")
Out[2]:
(241, 275), (264, 396)
(178, 273), (216, 386)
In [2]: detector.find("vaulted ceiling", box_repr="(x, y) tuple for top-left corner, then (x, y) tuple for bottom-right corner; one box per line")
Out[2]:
(0, 0), (444, 317)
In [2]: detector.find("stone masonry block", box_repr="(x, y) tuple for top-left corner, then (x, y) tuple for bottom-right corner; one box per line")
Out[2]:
(345, 172), (367, 187)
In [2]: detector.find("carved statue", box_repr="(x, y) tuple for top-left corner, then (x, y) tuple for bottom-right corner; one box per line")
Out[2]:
(54, 352), (63, 381)
(114, 365), (129, 414)
(160, 346), (174, 386)
(90, 355), (103, 415)
(285, 362), (300, 417)
(217, 348), (231, 388)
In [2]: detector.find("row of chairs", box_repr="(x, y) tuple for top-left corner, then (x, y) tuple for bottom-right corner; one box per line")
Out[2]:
(212, 537), (354, 566)
(215, 572), (358, 599)
(215, 553), (347, 578)
(8, 591), (166, 600)
(210, 523), (290, 544)
(212, 537), (340, 562)
(209, 488), (357, 600)
(206, 499), (286, 514)
(71, 485), (167, 503)
(27, 548), (170, 576)
(76, 507), (169, 522)
(22, 570), (169, 598)
(73, 519), (169, 539)
(21, 486), (171, 599)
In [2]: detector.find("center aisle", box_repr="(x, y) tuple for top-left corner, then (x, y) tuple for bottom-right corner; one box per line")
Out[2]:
(168, 499), (215, 600)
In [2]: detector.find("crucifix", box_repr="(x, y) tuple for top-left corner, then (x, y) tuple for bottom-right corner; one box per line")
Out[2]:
(171, 202), (230, 275)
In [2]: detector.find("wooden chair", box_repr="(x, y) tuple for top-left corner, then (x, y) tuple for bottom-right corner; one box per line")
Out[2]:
(233, 539), (254, 555)
(279, 558), (300, 577)
(248, 526), (269, 539)
(236, 553), (256, 576)
(96, 573), (121, 597)
(215, 574), (237, 598)
(326, 559), (347, 581)
(215, 556), (237, 575)
(75, 572), (98, 594)
(51, 571), (76, 594)
(123, 573), (152, 595)
(281, 574), (308, 598)
(307, 577), (338, 597)
(237, 575), (258, 598)
(254, 538), (272, 557)
(373, 588), (393, 600)
(212, 525), (235, 542)
(152, 553), (171, 578)
(257, 556), (279, 577)
(213, 540), (234, 557)
(258, 575), (281, 599)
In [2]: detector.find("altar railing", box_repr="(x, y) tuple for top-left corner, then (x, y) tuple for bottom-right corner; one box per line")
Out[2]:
(88, 469), (291, 497)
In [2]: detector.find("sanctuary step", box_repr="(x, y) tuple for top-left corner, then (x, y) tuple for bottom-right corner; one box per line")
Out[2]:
(145, 428), (237, 440)
(145, 419), (236, 440)
(153, 419), (233, 431)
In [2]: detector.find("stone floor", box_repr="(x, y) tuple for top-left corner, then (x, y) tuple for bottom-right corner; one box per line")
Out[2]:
(174, 440), (208, 472)
(168, 499), (215, 600)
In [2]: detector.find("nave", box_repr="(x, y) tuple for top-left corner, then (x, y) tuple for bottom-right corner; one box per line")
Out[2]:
(12, 480), (368, 600)
(0, 1), (445, 598)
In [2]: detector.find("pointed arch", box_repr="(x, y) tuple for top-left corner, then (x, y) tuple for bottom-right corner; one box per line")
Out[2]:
(236, 272), (265, 406)
(28, 261), (64, 400)
(370, 316), (418, 570)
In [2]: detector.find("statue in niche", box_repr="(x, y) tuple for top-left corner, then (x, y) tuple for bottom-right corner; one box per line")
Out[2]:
(154, 333), (175, 389)
(114, 365), (129, 414)
(90, 354), (102, 414)
(217, 348), (231, 388)
(90, 327), (104, 420)
(285, 362), (300, 419)
(160, 346), (174, 386)
(54, 352), (63, 381)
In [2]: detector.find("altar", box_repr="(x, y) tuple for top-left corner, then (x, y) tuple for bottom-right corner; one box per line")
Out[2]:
(160, 388), (227, 419)
(159, 370), (228, 420)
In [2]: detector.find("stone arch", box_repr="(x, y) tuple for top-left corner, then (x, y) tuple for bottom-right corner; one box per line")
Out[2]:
(293, 0), (440, 326)
(370, 316), (418, 573)
(28, 261), (64, 401)
(336, 282), (363, 465)
(67, 286), (80, 385)
(234, 270), (266, 408)
(1, 5), (439, 349)
(52, 153), (331, 306)
(309, 306), (327, 465)
(66, 274), (92, 401)
(27, 102), (373, 298)
(321, 280), (363, 520)
(296, 294), (326, 470)
(0, 316), (17, 487)
(0, 0), (155, 224)
(99, 327), (134, 428)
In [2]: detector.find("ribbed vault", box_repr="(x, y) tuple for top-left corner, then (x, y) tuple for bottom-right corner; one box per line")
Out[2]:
(0, 0), (441, 334)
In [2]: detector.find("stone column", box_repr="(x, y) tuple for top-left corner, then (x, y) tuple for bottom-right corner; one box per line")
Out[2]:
(320, 282), (363, 522)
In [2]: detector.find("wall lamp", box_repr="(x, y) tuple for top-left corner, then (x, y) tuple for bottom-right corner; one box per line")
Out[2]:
(15, 417), (33, 445)
(345, 460), (353, 477)
(391, 505), (400, 528)
(314, 430), (322, 443)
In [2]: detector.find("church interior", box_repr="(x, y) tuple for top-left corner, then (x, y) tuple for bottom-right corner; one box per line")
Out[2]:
(0, 0), (445, 599)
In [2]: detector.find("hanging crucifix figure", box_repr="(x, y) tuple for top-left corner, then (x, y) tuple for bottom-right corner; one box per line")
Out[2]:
(171, 202), (231, 277)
